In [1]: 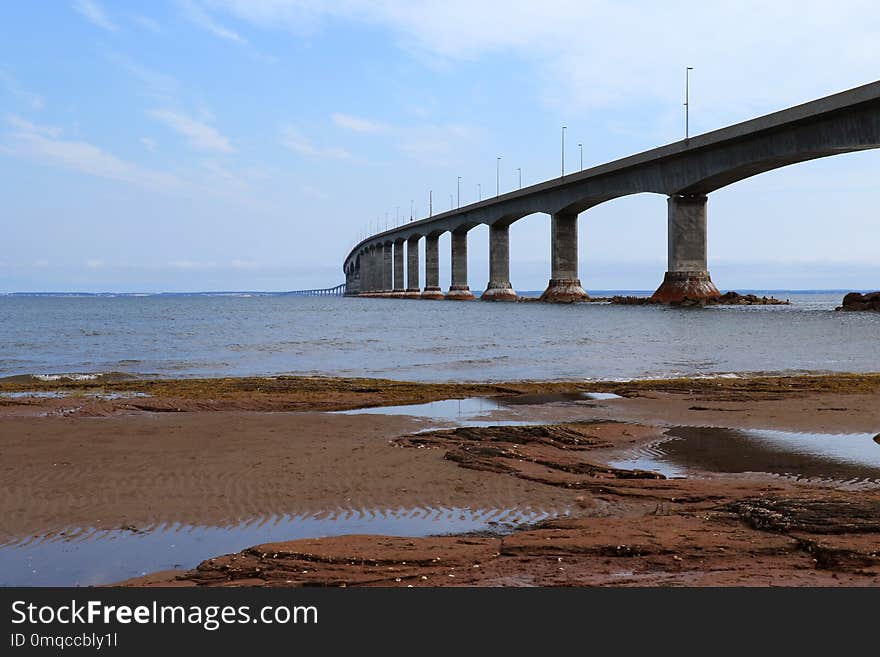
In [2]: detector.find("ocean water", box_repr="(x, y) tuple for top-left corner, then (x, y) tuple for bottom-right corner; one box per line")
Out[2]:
(1, 291), (878, 382)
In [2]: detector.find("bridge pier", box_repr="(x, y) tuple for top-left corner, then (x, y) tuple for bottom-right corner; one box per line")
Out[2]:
(405, 236), (421, 298)
(482, 223), (517, 301)
(369, 246), (381, 295)
(651, 194), (720, 303)
(540, 210), (589, 302)
(392, 240), (405, 297)
(359, 249), (370, 294)
(381, 242), (393, 295)
(421, 234), (445, 299)
(446, 230), (475, 300)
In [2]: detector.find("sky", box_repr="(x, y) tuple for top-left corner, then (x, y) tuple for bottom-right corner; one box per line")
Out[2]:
(1, 0), (879, 293)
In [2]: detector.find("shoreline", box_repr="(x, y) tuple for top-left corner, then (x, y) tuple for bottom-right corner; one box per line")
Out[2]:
(1, 372), (879, 586)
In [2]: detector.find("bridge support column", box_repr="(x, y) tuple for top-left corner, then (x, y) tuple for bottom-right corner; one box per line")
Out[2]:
(540, 210), (589, 302)
(363, 248), (376, 295)
(421, 234), (444, 299)
(405, 236), (421, 298)
(482, 223), (517, 301)
(446, 230), (475, 300)
(392, 240), (405, 297)
(651, 194), (720, 303)
(382, 243), (393, 295)
(369, 247), (380, 295)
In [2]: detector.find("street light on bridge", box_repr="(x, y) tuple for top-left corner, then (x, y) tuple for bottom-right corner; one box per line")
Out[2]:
(457, 176), (461, 208)
(496, 157), (501, 197)
(516, 167), (522, 189)
(561, 125), (567, 178)
(685, 66), (694, 140)
(578, 143), (583, 171)
(477, 183), (481, 201)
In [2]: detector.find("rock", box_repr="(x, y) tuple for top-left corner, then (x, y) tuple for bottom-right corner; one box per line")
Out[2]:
(873, 434), (880, 445)
(836, 291), (880, 312)
(609, 292), (789, 306)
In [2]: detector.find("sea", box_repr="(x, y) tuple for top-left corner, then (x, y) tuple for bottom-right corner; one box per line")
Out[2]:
(2, 291), (878, 382)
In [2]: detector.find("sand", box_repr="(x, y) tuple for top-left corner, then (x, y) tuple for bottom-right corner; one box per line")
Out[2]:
(1, 373), (879, 586)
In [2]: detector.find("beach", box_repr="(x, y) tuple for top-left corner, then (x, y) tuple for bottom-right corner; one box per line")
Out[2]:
(1, 373), (878, 586)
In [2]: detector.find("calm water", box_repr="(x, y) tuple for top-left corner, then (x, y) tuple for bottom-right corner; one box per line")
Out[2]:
(1, 292), (878, 382)
(0, 506), (557, 587)
(607, 427), (880, 488)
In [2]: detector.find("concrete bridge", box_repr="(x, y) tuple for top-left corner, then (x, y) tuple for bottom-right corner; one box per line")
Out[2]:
(287, 283), (346, 297)
(343, 80), (880, 302)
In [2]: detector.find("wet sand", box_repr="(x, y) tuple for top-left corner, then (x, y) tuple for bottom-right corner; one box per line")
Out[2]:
(1, 373), (879, 586)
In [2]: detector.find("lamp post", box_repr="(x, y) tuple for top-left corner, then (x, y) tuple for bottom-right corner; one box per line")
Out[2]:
(561, 125), (566, 178)
(517, 167), (522, 189)
(496, 157), (501, 197)
(578, 143), (583, 171)
(477, 183), (481, 201)
(429, 190), (432, 217)
(450, 194), (453, 210)
(457, 176), (461, 208)
(685, 66), (694, 140)
(410, 200), (413, 222)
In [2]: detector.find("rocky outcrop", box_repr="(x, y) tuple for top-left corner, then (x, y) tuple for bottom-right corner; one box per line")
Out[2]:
(836, 291), (880, 312)
(611, 292), (789, 307)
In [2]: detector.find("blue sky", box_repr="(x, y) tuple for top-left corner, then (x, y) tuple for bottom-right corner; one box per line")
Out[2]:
(1, 0), (879, 292)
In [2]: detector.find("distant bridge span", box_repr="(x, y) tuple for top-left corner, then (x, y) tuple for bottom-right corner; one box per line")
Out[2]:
(288, 283), (346, 297)
(343, 80), (880, 302)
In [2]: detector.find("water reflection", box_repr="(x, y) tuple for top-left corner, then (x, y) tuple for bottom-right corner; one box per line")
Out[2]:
(607, 426), (880, 487)
(0, 505), (560, 587)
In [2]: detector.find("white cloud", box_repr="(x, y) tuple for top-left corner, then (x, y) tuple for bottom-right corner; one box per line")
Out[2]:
(204, 0), (880, 123)
(0, 70), (44, 110)
(2, 115), (179, 190)
(140, 137), (157, 152)
(72, 0), (118, 32)
(6, 114), (60, 138)
(131, 14), (162, 32)
(86, 259), (104, 269)
(331, 113), (389, 134)
(280, 126), (351, 160)
(180, 0), (246, 43)
(149, 109), (234, 153)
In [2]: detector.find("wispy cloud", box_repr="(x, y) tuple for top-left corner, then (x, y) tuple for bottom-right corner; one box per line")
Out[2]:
(331, 113), (389, 134)
(72, 0), (118, 32)
(140, 137), (157, 152)
(2, 114), (179, 190)
(0, 70), (45, 110)
(106, 53), (180, 104)
(6, 114), (61, 137)
(149, 109), (234, 153)
(180, 0), (246, 43)
(206, 0), (880, 123)
(280, 126), (351, 160)
(131, 14), (162, 33)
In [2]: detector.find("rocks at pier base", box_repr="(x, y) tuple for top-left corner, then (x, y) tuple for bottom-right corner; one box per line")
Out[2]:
(444, 285), (476, 301)
(420, 286), (445, 300)
(651, 271), (721, 303)
(836, 291), (880, 312)
(480, 283), (518, 302)
(611, 291), (790, 307)
(539, 278), (590, 303)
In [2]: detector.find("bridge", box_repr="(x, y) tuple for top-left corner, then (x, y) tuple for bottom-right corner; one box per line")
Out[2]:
(343, 80), (880, 302)
(287, 283), (346, 297)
